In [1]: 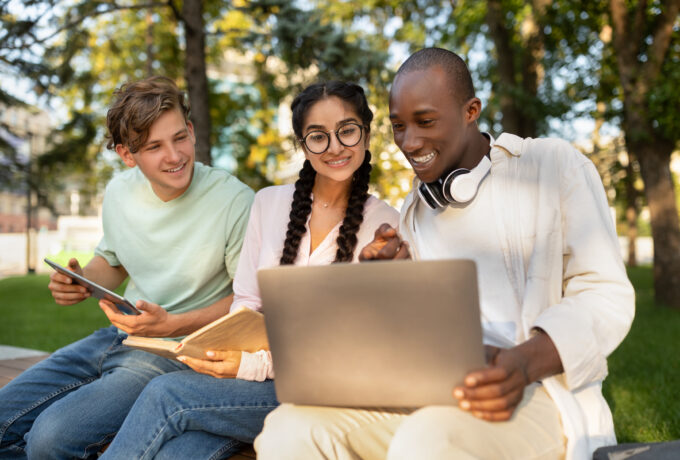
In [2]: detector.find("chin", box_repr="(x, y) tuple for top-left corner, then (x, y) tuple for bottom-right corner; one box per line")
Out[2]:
(414, 170), (440, 184)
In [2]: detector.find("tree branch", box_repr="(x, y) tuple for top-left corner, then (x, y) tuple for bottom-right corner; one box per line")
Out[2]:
(639, 0), (680, 88)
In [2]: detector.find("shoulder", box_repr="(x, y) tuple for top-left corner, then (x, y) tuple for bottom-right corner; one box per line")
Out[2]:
(363, 195), (399, 226)
(254, 183), (295, 203)
(193, 163), (254, 205)
(250, 184), (295, 218)
(519, 137), (589, 167)
(103, 167), (145, 199)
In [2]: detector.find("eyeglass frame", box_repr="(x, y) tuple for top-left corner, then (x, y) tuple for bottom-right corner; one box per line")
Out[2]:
(299, 122), (367, 154)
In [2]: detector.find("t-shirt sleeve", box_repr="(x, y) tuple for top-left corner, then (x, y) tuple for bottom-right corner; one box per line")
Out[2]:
(224, 184), (255, 283)
(93, 184), (121, 267)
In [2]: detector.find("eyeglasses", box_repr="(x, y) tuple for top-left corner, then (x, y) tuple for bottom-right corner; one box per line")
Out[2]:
(300, 123), (365, 154)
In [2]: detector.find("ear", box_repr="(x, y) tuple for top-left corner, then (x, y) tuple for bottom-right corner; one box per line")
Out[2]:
(186, 121), (196, 143)
(464, 97), (482, 124)
(115, 144), (137, 168)
(363, 128), (371, 149)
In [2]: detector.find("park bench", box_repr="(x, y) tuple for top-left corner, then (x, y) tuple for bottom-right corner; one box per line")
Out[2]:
(0, 355), (255, 459)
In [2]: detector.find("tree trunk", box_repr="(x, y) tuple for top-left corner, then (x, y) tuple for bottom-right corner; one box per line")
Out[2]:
(610, 0), (680, 308)
(182, 0), (212, 165)
(485, 0), (547, 138)
(625, 159), (638, 267)
(145, 11), (154, 77)
(633, 139), (680, 307)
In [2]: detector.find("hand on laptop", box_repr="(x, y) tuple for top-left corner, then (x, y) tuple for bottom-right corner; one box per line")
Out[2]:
(48, 258), (90, 305)
(452, 346), (530, 422)
(100, 299), (171, 336)
(358, 224), (411, 261)
(177, 350), (241, 378)
(452, 331), (563, 422)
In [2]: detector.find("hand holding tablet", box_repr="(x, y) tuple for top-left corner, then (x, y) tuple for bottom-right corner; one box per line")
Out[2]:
(44, 258), (141, 315)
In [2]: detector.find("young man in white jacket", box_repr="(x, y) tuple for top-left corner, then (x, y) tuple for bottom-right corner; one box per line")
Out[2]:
(254, 48), (635, 460)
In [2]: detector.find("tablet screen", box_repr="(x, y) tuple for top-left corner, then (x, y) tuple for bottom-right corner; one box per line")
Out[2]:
(44, 258), (141, 315)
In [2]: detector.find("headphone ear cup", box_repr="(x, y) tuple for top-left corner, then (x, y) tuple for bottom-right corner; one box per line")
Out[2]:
(418, 181), (447, 210)
(442, 169), (471, 203)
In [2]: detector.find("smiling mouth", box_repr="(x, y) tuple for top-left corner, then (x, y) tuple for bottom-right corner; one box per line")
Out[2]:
(325, 157), (351, 167)
(164, 162), (186, 173)
(409, 151), (436, 166)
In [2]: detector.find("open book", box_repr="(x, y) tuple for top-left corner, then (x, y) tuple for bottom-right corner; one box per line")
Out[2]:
(122, 307), (268, 360)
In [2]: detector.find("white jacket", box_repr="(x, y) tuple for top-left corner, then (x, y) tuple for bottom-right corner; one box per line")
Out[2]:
(399, 133), (635, 460)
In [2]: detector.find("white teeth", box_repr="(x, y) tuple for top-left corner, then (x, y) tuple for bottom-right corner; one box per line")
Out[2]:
(410, 152), (435, 164)
(166, 163), (184, 172)
(327, 158), (349, 166)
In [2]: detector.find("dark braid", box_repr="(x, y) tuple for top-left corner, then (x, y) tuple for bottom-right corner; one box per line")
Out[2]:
(280, 80), (374, 265)
(279, 160), (316, 265)
(334, 151), (372, 262)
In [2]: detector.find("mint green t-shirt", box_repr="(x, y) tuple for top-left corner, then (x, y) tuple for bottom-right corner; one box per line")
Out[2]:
(94, 162), (254, 318)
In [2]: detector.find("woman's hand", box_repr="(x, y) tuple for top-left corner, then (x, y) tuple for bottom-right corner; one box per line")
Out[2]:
(177, 351), (242, 378)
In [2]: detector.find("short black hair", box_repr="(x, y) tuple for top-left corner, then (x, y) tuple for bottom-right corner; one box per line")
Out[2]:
(395, 48), (475, 105)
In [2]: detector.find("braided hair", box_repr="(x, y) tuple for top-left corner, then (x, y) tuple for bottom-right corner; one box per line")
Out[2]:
(279, 81), (374, 265)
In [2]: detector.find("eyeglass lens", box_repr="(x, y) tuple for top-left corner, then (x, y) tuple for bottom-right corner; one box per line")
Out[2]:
(304, 123), (363, 154)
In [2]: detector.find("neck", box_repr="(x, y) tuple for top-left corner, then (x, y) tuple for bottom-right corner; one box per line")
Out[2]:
(460, 130), (491, 171)
(312, 176), (351, 208)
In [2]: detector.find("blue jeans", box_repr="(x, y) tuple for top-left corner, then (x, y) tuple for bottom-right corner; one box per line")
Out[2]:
(100, 371), (279, 460)
(0, 326), (187, 460)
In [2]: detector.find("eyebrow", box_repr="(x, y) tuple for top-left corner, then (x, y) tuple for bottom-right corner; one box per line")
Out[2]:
(389, 109), (437, 120)
(142, 128), (188, 147)
(304, 117), (360, 133)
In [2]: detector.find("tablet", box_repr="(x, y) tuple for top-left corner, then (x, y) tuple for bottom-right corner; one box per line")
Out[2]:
(44, 258), (141, 315)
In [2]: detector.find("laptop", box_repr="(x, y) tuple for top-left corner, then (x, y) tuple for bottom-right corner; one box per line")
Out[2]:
(257, 259), (484, 408)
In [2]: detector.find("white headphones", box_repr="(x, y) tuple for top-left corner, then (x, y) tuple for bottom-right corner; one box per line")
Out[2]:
(417, 155), (492, 210)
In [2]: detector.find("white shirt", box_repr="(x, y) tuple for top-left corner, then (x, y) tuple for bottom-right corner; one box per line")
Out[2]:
(413, 169), (520, 349)
(400, 133), (634, 460)
(233, 184), (400, 380)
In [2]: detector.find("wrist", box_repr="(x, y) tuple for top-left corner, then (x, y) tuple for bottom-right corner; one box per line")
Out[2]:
(517, 330), (563, 383)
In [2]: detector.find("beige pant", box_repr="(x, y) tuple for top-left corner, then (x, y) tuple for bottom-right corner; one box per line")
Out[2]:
(254, 384), (565, 460)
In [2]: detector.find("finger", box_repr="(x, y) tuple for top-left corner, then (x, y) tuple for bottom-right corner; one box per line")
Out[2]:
(49, 281), (88, 294)
(100, 300), (132, 326)
(67, 258), (82, 273)
(52, 291), (89, 302)
(393, 241), (411, 259)
(485, 345), (501, 364)
(134, 300), (162, 314)
(470, 409), (516, 422)
(464, 367), (509, 387)
(459, 387), (524, 412)
(375, 236), (402, 259)
(374, 223), (397, 240)
(177, 356), (221, 378)
(50, 272), (74, 284)
(204, 350), (239, 361)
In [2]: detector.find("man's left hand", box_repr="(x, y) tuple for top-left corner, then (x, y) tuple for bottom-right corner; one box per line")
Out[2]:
(453, 331), (562, 422)
(453, 347), (530, 421)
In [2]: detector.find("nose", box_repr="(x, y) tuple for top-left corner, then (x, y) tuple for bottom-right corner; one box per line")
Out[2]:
(165, 142), (181, 163)
(399, 127), (423, 154)
(326, 132), (344, 155)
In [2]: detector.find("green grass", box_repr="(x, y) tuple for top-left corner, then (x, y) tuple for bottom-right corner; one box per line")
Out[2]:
(603, 266), (680, 442)
(0, 265), (678, 442)
(0, 270), (123, 351)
